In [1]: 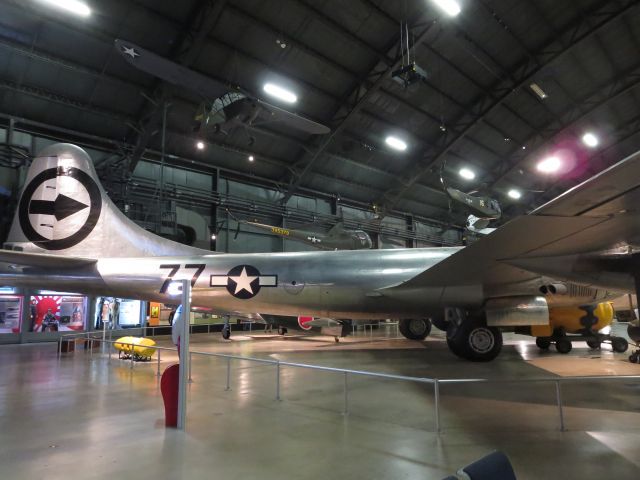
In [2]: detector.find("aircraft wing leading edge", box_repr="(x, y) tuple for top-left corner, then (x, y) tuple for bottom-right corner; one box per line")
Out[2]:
(387, 150), (640, 290)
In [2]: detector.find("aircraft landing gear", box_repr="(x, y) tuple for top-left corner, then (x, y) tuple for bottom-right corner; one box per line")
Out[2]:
(446, 316), (503, 362)
(534, 332), (629, 354)
(398, 318), (432, 340)
(277, 326), (287, 336)
(222, 318), (231, 340)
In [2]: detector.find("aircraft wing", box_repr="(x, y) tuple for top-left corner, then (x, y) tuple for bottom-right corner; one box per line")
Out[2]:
(114, 39), (228, 100)
(0, 250), (97, 269)
(256, 99), (330, 135)
(390, 149), (640, 289)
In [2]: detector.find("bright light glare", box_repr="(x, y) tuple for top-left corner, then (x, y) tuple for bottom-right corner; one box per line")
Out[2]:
(196, 141), (205, 150)
(431, 0), (461, 16)
(537, 156), (561, 173)
(582, 132), (599, 148)
(248, 155), (254, 162)
(210, 233), (217, 240)
(39, 0), (91, 16)
(263, 83), (297, 103)
(459, 167), (475, 180)
(508, 189), (522, 200)
(167, 282), (183, 296)
(385, 136), (407, 151)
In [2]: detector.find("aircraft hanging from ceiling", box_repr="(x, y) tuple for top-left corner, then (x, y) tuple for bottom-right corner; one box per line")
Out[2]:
(234, 218), (373, 250)
(445, 187), (502, 234)
(114, 39), (330, 144)
(2, 143), (639, 361)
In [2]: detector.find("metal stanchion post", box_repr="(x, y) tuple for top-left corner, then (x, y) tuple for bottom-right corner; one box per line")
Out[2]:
(156, 349), (161, 377)
(58, 337), (62, 358)
(343, 372), (349, 415)
(189, 352), (193, 383)
(225, 357), (231, 391)
(434, 379), (441, 433)
(276, 361), (281, 400)
(555, 380), (565, 431)
(177, 280), (191, 431)
(130, 341), (135, 369)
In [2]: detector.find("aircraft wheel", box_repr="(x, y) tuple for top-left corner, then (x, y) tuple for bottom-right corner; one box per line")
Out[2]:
(536, 337), (551, 349)
(399, 318), (432, 340)
(586, 339), (601, 349)
(555, 338), (572, 354)
(222, 328), (231, 340)
(447, 319), (502, 362)
(278, 326), (287, 336)
(629, 351), (640, 363)
(611, 337), (629, 353)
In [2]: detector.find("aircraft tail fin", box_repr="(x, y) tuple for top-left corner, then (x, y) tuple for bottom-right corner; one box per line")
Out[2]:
(327, 221), (344, 237)
(4, 143), (208, 258)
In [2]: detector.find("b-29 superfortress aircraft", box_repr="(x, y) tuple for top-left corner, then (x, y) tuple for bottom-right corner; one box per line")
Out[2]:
(2, 143), (639, 361)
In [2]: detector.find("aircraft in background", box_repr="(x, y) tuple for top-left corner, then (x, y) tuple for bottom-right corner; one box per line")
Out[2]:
(2, 143), (639, 362)
(445, 187), (501, 234)
(114, 39), (330, 145)
(236, 218), (373, 250)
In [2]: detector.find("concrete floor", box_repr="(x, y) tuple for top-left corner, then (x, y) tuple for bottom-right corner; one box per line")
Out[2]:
(0, 327), (639, 479)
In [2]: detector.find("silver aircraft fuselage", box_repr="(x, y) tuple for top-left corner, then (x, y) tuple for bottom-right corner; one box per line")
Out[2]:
(3, 248), (463, 319)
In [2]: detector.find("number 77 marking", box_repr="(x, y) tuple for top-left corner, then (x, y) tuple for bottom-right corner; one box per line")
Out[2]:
(159, 264), (206, 294)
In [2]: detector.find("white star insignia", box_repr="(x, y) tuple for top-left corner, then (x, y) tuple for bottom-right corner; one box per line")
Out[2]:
(122, 46), (139, 59)
(228, 267), (258, 295)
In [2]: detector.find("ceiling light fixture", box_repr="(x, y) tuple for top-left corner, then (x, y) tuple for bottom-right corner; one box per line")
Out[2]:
(39, 0), (91, 17)
(536, 156), (561, 173)
(385, 136), (408, 151)
(529, 82), (547, 99)
(263, 83), (297, 103)
(210, 233), (217, 240)
(196, 141), (205, 150)
(459, 167), (475, 180)
(431, 0), (461, 17)
(582, 132), (599, 148)
(507, 189), (522, 200)
(248, 155), (255, 162)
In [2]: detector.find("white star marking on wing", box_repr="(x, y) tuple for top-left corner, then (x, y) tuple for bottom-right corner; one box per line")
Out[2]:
(122, 46), (139, 59)
(229, 267), (258, 295)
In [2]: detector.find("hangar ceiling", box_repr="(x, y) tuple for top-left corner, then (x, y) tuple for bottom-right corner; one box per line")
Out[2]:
(1, 0), (639, 227)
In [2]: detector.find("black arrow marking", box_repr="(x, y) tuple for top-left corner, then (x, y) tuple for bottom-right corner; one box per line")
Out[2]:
(29, 194), (89, 221)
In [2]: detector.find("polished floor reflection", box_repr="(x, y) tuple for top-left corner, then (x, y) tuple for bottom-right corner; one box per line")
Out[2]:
(0, 326), (638, 479)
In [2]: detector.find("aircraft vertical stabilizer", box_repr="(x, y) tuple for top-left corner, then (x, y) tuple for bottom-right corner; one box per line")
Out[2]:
(4, 143), (209, 258)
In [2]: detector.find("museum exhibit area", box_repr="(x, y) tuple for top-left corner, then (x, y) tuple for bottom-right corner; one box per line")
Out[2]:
(0, 1), (639, 479)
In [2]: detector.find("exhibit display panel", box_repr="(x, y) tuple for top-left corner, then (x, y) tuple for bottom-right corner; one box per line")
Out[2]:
(94, 297), (144, 329)
(0, 292), (22, 334)
(30, 293), (87, 332)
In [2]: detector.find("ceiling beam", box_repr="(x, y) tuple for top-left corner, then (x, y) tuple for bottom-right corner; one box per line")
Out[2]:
(373, 0), (638, 218)
(127, 0), (228, 173)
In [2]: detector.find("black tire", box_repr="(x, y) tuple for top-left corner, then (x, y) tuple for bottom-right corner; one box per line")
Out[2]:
(536, 337), (551, 349)
(611, 337), (629, 353)
(222, 327), (231, 340)
(586, 339), (601, 349)
(278, 326), (287, 336)
(447, 319), (503, 362)
(555, 338), (572, 354)
(399, 318), (432, 340)
(629, 352), (640, 364)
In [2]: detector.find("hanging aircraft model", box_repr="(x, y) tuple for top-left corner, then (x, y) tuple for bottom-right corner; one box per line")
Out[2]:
(114, 40), (330, 144)
(3, 143), (640, 362)
(445, 187), (501, 234)
(236, 218), (373, 250)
